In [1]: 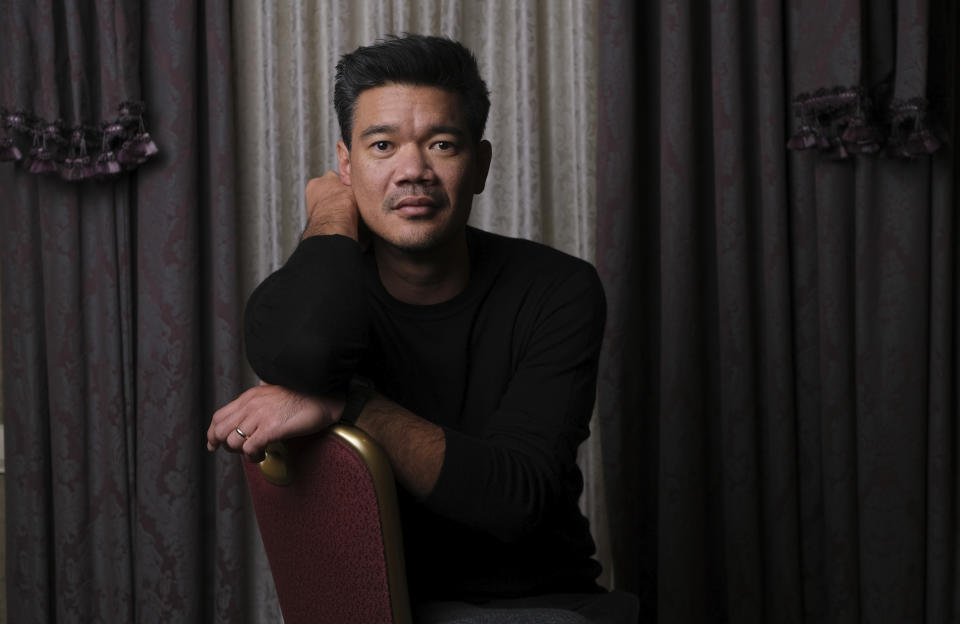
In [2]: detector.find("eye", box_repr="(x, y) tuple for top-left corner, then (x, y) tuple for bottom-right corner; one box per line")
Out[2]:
(373, 140), (391, 151)
(432, 140), (457, 152)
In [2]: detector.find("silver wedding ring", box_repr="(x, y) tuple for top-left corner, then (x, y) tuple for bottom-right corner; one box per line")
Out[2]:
(235, 426), (248, 440)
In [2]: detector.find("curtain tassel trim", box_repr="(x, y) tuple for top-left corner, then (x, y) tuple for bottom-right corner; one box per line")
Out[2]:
(0, 101), (158, 180)
(787, 87), (947, 159)
(886, 98), (945, 158)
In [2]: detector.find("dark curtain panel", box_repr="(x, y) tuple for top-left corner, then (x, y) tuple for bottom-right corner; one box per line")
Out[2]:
(596, 0), (649, 611)
(1, 1), (252, 622)
(597, 1), (958, 623)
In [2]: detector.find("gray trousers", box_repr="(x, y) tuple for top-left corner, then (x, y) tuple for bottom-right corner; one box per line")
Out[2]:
(414, 590), (640, 624)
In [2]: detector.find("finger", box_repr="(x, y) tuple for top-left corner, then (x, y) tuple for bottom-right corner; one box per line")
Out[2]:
(226, 419), (259, 452)
(239, 417), (274, 462)
(208, 401), (242, 449)
(241, 436), (267, 463)
(207, 403), (236, 450)
(216, 425), (255, 455)
(207, 386), (259, 449)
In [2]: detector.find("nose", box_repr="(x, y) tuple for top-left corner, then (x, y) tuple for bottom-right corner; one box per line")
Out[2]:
(393, 144), (434, 185)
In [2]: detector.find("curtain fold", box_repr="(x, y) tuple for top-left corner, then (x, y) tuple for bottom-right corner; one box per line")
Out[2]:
(597, 1), (959, 622)
(1, 1), (256, 621)
(596, 0), (644, 603)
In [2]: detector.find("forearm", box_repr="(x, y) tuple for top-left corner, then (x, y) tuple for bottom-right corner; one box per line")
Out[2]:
(301, 172), (359, 240)
(354, 393), (446, 499)
(417, 266), (605, 541)
(300, 213), (357, 240)
(353, 394), (576, 543)
(244, 235), (369, 394)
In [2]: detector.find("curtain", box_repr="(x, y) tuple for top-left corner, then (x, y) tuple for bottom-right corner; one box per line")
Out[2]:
(7, 1), (954, 622)
(232, 0), (613, 595)
(0, 1), (257, 622)
(596, 1), (959, 622)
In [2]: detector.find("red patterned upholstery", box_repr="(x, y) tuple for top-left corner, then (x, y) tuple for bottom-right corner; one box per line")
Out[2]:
(243, 425), (411, 624)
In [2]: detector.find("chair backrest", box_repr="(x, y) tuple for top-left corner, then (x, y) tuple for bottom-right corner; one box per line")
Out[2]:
(243, 425), (412, 624)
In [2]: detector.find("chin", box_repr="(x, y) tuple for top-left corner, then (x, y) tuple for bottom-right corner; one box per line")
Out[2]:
(377, 223), (459, 254)
(383, 233), (445, 253)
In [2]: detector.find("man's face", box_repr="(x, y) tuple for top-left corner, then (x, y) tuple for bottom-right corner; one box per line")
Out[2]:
(337, 83), (491, 254)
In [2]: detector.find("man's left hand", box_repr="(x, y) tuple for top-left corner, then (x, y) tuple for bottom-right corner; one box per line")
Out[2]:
(206, 383), (346, 462)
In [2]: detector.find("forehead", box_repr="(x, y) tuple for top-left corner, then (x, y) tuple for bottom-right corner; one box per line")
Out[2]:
(352, 84), (468, 138)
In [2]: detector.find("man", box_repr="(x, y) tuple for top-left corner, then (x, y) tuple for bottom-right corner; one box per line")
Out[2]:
(207, 34), (637, 623)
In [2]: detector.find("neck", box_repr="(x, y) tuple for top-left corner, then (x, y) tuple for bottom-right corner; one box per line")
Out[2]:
(373, 233), (471, 305)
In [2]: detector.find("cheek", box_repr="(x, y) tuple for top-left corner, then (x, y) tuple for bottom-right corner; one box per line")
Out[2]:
(356, 201), (384, 228)
(349, 168), (387, 205)
(437, 161), (469, 189)
(449, 168), (478, 202)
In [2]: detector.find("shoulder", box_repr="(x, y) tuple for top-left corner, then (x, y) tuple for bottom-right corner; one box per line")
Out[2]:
(469, 227), (598, 275)
(467, 228), (605, 335)
(469, 227), (603, 295)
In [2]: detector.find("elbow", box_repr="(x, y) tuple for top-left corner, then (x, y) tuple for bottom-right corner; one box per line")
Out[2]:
(490, 510), (541, 544)
(240, 236), (370, 393)
(246, 333), (365, 394)
(427, 432), (567, 544)
(244, 301), (369, 394)
(485, 453), (562, 544)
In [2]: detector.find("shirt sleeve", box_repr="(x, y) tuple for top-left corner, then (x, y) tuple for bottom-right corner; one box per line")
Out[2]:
(243, 234), (370, 395)
(423, 263), (607, 543)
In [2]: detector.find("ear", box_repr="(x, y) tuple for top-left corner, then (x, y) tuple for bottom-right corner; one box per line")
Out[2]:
(473, 139), (492, 194)
(336, 141), (352, 185)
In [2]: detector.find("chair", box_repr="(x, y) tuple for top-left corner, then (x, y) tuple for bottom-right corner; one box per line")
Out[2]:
(243, 424), (412, 624)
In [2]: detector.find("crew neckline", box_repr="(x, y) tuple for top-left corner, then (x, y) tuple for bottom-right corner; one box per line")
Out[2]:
(364, 227), (502, 319)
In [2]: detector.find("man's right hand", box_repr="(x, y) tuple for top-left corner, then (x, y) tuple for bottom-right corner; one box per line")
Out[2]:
(302, 171), (360, 240)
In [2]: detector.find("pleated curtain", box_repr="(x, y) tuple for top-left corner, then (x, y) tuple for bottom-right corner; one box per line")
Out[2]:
(0, 1), (613, 621)
(5, 0), (958, 622)
(0, 1), (261, 622)
(597, 2), (959, 622)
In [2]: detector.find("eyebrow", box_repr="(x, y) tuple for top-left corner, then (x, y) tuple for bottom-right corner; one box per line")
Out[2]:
(358, 124), (467, 140)
(426, 125), (467, 139)
(358, 124), (397, 139)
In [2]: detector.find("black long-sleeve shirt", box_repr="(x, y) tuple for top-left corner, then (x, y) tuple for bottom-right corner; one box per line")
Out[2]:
(244, 226), (606, 602)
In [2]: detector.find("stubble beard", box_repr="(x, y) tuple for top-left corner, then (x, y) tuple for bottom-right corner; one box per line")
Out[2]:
(375, 186), (459, 254)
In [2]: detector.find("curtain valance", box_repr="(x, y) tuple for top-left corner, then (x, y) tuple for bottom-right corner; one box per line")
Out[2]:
(0, 0), (157, 180)
(787, 0), (949, 159)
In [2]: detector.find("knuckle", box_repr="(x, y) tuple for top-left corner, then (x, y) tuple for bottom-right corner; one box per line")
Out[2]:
(258, 421), (277, 440)
(243, 441), (264, 461)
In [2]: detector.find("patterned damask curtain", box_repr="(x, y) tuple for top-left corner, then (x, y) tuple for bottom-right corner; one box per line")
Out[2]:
(1, 1), (250, 622)
(0, 0), (158, 180)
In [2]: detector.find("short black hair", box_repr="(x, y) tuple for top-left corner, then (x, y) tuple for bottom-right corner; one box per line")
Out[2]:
(334, 34), (491, 149)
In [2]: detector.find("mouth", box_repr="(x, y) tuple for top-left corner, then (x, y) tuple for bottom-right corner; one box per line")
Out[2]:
(391, 195), (443, 217)
(395, 196), (436, 208)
